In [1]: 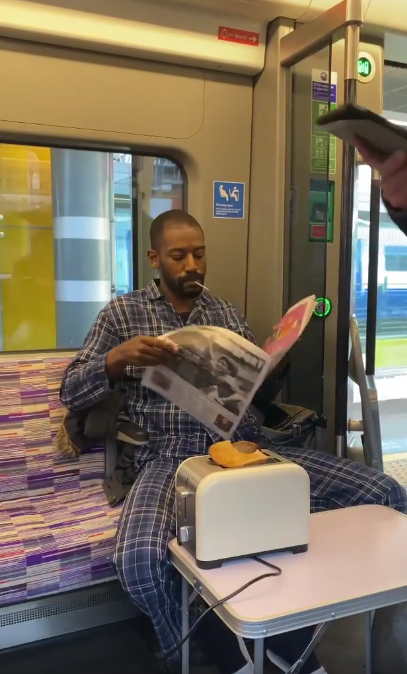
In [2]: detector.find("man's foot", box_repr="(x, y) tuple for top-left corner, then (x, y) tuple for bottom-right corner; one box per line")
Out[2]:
(264, 625), (327, 674)
(136, 614), (213, 672)
(266, 648), (328, 674)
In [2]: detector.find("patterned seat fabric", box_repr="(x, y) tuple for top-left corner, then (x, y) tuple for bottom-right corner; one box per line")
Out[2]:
(0, 353), (120, 608)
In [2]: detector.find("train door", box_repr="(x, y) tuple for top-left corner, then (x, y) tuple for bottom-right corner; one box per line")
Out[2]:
(282, 37), (337, 447)
(268, 5), (385, 455)
(276, 2), (360, 453)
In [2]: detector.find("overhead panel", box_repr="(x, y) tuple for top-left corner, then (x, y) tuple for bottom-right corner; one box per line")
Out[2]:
(151, 0), (407, 35)
(0, 0), (266, 75)
(364, 0), (407, 36)
(2, 0), (405, 85)
(160, 0), (325, 20)
(0, 44), (206, 139)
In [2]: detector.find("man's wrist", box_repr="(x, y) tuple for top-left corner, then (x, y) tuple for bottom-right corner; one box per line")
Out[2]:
(105, 347), (126, 381)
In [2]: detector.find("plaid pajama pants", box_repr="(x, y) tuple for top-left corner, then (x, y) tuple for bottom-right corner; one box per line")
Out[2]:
(114, 446), (407, 665)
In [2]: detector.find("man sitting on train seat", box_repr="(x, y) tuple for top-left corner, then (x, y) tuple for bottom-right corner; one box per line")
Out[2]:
(355, 140), (407, 233)
(60, 209), (407, 674)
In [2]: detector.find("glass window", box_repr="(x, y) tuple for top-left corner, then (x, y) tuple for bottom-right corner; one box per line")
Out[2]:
(113, 153), (133, 296)
(135, 156), (184, 289)
(0, 145), (184, 351)
(384, 247), (407, 272)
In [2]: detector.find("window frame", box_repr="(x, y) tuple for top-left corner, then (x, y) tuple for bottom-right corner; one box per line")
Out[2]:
(0, 139), (187, 354)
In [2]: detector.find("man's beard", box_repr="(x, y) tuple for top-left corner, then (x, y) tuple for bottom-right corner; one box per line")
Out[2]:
(161, 267), (205, 298)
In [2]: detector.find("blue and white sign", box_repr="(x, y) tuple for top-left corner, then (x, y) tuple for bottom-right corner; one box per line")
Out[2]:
(213, 181), (245, 219)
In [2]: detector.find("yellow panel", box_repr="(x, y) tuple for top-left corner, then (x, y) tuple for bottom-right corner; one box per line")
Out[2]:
(0, 144), (56, 351)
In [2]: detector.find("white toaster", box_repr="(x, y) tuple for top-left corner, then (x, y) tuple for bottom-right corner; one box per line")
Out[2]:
(175, 451), (310, 568)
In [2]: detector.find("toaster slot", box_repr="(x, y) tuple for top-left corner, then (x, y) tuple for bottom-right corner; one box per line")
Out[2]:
(176, 480), (195, 546)
(176, 485), (189, 521)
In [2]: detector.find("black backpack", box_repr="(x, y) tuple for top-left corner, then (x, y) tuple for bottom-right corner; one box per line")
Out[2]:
(250, 359), (326, 451)
(260, 401), (326, 451)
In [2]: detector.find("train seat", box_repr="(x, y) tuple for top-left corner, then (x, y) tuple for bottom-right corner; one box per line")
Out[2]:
(0, 352), (120, 610)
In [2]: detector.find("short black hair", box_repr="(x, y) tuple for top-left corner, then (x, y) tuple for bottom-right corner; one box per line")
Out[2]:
(149, 209), (202, 249)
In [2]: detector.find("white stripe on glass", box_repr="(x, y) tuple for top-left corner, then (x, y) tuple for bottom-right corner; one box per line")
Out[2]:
(53, 216), (110, 240)
(55, 280), (112, 302)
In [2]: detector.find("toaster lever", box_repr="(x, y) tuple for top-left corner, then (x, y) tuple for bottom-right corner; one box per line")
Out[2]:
(178, 526), (193, 544)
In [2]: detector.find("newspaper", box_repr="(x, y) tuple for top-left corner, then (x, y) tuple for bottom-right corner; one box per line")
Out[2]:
(142, 295), (317, 438)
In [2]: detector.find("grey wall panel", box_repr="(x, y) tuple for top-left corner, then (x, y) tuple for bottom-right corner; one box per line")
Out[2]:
(246, 19), (294, 343)
(0, 40), (205, 140)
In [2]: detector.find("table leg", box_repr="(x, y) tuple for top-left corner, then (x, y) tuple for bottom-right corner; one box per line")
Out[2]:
(286, 622), (329, 674)
(253, 638), (264, 674)
(181, 577), (190, 674)
(365, 611), (372, 674)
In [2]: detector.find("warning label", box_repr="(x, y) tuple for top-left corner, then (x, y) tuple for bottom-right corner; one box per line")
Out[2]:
(218, 26), (259, 46)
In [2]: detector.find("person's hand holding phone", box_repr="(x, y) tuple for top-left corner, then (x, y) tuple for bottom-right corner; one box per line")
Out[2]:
(355, 138), (407, 210)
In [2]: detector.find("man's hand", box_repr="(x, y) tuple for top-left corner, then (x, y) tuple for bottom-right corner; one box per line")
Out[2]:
(106, 336), (178, 380)
(355, 138), (407, 210)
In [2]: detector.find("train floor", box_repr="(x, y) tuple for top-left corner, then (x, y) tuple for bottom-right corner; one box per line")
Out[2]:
(0, 613), (367, 674)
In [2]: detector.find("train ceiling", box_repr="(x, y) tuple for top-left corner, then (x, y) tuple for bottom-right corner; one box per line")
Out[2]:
(1, 0), (407, 76)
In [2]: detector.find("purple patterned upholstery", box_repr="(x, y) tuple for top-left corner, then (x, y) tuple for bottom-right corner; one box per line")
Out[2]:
(0, 353), (120, 607)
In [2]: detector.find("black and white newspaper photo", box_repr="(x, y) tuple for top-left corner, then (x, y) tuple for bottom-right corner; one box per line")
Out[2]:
(141, 326), (270, 438)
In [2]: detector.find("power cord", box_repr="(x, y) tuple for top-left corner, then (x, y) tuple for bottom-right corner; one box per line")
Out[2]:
(165, 556), (282, 659)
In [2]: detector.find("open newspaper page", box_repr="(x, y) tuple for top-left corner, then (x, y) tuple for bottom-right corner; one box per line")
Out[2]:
(263, 295), (317, 370)
(141, 325), (270, 439)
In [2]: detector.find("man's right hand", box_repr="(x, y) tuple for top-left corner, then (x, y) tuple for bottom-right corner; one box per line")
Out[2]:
(105, 336), (178, 380)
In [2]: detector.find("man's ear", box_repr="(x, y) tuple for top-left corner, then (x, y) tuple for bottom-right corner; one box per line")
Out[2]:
(148, 249), (159, 269)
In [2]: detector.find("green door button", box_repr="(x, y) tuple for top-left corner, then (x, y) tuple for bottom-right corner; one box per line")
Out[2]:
(314, 297), (332, 318)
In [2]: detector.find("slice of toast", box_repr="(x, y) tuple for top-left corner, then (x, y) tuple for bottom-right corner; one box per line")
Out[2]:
(209, 440), (269, 468)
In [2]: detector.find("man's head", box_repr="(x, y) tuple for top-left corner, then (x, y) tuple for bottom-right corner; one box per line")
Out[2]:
(215, 356), (238, 378)
(148, 210), (206, 299)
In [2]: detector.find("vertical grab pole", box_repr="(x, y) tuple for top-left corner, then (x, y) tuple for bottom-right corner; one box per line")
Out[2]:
(334, 6), (363, 457)
(365, 169), (381, 376)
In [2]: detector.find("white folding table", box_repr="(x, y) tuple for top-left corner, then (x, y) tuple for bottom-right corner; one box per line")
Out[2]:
(169, 505), (407, 674)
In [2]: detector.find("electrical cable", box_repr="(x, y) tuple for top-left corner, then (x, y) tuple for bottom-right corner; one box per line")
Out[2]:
(165, 557), (282, 658)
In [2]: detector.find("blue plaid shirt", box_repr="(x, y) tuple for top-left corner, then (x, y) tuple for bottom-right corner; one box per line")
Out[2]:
(61, 280), (261, 459)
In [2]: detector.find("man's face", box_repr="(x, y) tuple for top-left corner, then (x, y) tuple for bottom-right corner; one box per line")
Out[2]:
(149, 224), (206, 299)
(215, 358), (229, 376)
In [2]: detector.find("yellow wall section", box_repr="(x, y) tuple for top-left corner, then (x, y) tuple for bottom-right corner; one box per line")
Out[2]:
(0, 145), (56, 350)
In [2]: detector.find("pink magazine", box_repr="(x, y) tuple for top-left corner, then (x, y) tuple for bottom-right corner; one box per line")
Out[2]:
(263, 295), (317, 370)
